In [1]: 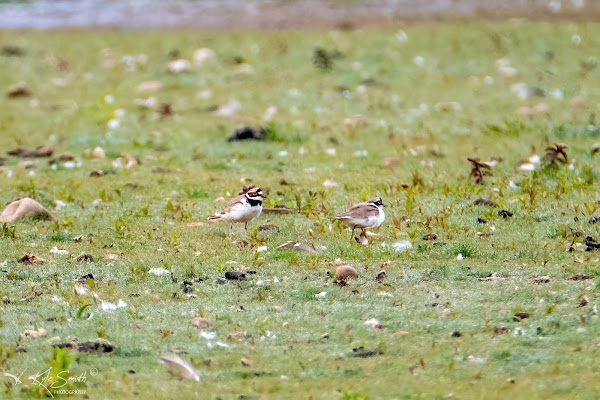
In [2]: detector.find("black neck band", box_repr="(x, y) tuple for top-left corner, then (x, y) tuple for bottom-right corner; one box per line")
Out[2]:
(247, 197), (262, 207)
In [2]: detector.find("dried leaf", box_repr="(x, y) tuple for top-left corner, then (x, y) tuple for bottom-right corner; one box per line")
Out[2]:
(240, 358), (253, 367)
(18, 253), (45, 265)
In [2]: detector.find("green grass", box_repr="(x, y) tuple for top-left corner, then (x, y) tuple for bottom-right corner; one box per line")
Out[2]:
(1, 23), (600, 399)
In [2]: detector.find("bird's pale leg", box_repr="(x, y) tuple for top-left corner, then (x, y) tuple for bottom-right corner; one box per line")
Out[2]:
(245, 222), (248, 231)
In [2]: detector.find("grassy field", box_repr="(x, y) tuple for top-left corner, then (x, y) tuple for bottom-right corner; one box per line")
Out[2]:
(1, 23), (600, 399)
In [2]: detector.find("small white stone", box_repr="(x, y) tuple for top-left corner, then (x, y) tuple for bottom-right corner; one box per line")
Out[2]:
(496, 58), (511, 68)
(513, 327), (524, 335)
(467, 356), (486, 365)
(168, 59), (191, 73)
(75, 286), (87, 295)
(396, 30), (408, 43)
(390, 241), (412, 252)
(50, 246), (68, 255)
(200, 331), (217, 340)
(149, 268), (171, 276)
(101, 301), (117, 311)
(510, 83), (529, 100)
(134, 97), (157, 108)
(107, 119), (120, 129)
(551, 89), (564, 100)
(215, 99), (241, 117)
(198, 89), (212, 99)
(315, 291), (327, 299)
(193, 48), (216, 65)
(519, 163), (536, 171)
(262, 106), (277, 121)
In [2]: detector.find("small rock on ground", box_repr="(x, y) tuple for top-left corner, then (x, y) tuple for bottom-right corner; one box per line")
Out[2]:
(0, 198), (53, 222)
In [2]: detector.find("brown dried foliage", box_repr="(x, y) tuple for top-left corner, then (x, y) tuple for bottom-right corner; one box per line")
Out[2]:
(467, 158), (492, 184)
(544, 143), (568, 165)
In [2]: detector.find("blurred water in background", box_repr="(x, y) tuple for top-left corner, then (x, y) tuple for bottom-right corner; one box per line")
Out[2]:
(0, 0), (595, 29)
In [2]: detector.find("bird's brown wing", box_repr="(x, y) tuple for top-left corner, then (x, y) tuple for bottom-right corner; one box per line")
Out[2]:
(221, 194), (246, 214)
(335, 202), (379, 219)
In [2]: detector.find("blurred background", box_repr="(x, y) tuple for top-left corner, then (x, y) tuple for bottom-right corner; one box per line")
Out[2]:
(0, 0), (598, 29)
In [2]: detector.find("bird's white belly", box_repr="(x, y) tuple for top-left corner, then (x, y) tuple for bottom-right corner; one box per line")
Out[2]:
(362, 208), (385, 228)
(340, 208), (385, 229)
(373, 207), (385, 227)
(221, 203), (262, 223)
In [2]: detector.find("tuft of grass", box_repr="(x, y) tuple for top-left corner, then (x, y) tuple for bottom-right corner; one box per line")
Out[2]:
(451, 243), (476, 258)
